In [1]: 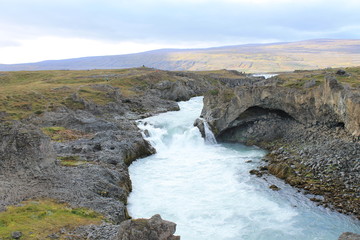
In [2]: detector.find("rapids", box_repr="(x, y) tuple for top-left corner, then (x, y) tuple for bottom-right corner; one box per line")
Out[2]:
(128, 96), (360, 240)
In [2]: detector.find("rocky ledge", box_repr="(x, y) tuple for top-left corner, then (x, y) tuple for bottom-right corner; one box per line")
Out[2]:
(0, 68), (225, 239)
(200, 68), (360, 220)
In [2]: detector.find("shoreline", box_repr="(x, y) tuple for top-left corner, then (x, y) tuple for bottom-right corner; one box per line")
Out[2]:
(201, 68), (360, 222)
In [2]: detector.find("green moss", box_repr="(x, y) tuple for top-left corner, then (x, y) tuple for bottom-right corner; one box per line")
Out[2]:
(0, 199), (103, 240)
(278, 66), (360, 88)
(42, 126), (66, 141)
(57, 156), (90, 167)
(209, 89), (219, 96)
(63, 97), (85, 110)
(42, 127), (93, 142)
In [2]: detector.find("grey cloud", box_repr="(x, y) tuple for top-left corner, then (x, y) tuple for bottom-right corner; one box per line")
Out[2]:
(0, 0), (359, 45)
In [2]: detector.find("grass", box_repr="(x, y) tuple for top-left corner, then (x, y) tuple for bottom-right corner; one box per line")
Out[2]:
(78, 86), (113, 105)
(277, 67), (360, 88)
(0, 68), (161, 120)
(0, 199), (103, 240)
(0, 67), (209, 120)
(42, 126), (93, 142)
(1, 66), (359, 121)
(165, 40), (360, 73)
(57, 156), (89, 167)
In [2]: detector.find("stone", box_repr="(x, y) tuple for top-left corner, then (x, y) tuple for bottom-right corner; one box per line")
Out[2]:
(303, 79), (316, 88)
(336, 69), (347, 76)
(11, 231), (22, 239)
(144, 129), (150, 137)
(116, 214), (180, 240)
(338, 232), (360, 240)
(0, 122), (56, 176)
(194, 118), (205, 138)
(47, 233), (60, 239)
(249, 169), (262, 177)
(269, 185), (281, 191)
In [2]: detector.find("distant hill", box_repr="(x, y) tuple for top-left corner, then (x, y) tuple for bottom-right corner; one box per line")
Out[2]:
(1, 39), (360, 73)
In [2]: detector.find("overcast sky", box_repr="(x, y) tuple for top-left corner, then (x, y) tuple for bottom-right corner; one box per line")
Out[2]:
(1, 0), (359, 64)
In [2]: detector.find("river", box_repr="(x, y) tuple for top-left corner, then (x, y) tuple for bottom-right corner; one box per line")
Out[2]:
(128, 96), (360, 240)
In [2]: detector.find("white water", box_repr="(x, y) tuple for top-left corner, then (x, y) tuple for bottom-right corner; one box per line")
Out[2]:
(128, 96), (360, 240)
(203, 120), (217, 144)
(252, 73), (278, 79)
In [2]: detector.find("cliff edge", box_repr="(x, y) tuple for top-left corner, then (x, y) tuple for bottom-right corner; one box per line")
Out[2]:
(201, 67), (360, 219)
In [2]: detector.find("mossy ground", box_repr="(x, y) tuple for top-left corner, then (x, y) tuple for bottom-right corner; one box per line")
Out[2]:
(0, 199), (103, 240)
(57, 156), (90, 167)
(0, 68), (166, 120)
(42, 126), (93, 142)
(0, 67), (238, 121)
(277, 66), (360, 88)
(1, 66), (359, 121)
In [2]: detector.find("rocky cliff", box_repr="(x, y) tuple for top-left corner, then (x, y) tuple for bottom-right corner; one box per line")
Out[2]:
(0, 68), (225, 239)
(202, 74), (360, 137)
(201, 68), (360, 219)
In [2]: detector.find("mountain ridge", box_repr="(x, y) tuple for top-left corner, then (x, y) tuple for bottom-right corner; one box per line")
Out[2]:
(1, 39), (360, 73)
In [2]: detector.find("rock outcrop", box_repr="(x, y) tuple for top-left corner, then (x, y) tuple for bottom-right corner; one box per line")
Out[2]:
(201, 71), (360, 219)
(117, 215), (180, 240)
(0, 68), (220, 238)
(202, 75), (360, 137)
(0, 122), (56, 176)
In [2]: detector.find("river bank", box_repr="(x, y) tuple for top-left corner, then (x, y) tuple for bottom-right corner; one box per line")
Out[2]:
(201, 67), (360, 221)
(129, 96), (360, 240)
(1, 67), (359, 239)
(0, 68), (221, 239)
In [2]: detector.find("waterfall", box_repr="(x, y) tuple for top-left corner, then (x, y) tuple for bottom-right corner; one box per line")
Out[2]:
(203, 121), (217, 144)
(128, 96), (360, 240)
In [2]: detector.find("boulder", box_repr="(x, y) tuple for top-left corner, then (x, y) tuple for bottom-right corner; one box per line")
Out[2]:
(193, 118), (205, 138)
(338, 232), (360, 240)
(116, 214), (180, 240)
(0, 122), (56, 175)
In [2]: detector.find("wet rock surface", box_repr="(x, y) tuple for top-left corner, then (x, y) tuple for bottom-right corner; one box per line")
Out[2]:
(339, 232), (360, 240)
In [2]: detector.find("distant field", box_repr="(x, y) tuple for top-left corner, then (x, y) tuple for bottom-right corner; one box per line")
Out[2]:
(1, 39), (360, 73)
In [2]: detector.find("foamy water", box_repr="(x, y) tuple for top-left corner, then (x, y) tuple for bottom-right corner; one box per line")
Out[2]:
(128, 96), (360, 240)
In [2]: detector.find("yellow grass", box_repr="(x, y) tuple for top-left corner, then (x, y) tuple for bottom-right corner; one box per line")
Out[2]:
(0, 199), (103, 240)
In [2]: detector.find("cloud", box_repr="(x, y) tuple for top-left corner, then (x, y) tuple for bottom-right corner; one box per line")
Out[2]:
(0, 36), (229, 64)
(1, 0), (358, 40)
(0, 0), (359, 63)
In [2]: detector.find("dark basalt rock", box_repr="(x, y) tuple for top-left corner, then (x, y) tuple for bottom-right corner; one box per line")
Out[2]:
(339, 232), (360, 240)
(1, 70), (219, 237)
(11, 231), (22, 239)
(336, 69), (350, 77)
(201, 73), (360, 219)
(193, 118), (205, 138)
(269, 185), (281, 191)
(116, 215), (180, 240)
(0, 122), (56, 176)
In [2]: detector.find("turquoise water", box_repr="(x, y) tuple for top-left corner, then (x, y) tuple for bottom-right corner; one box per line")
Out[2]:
(128, 96), (360, 240)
